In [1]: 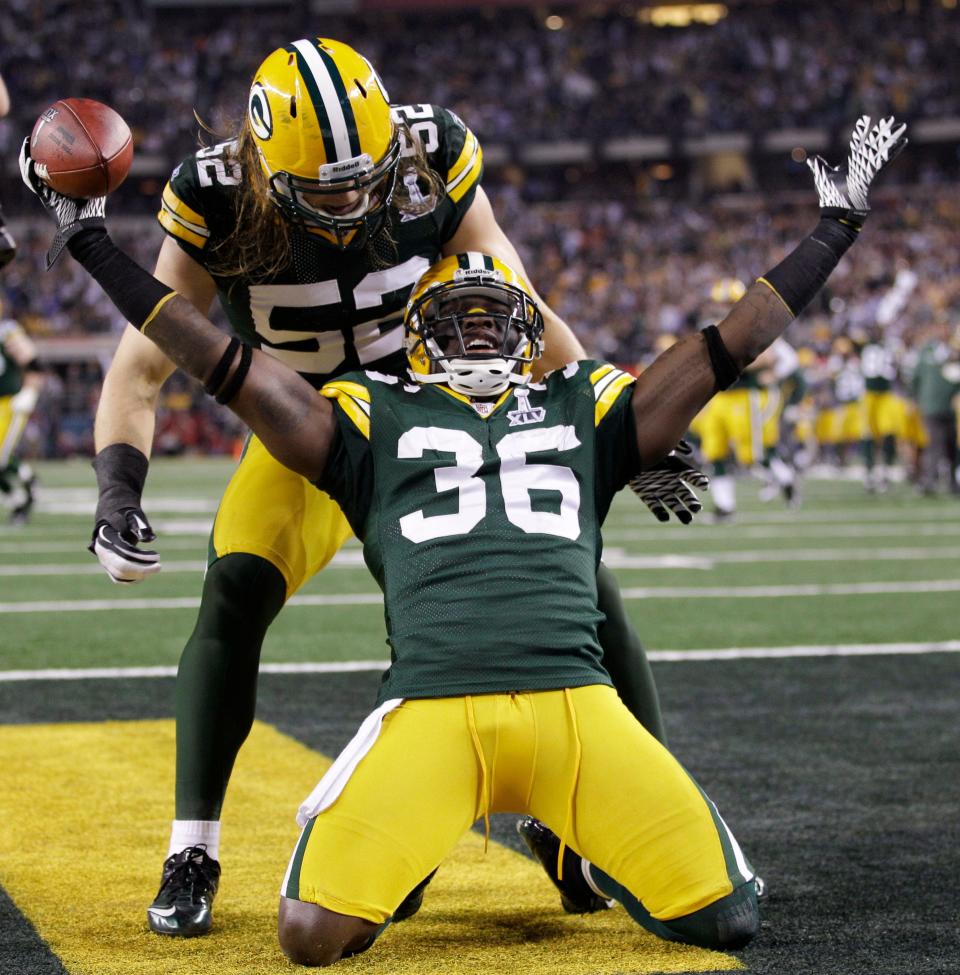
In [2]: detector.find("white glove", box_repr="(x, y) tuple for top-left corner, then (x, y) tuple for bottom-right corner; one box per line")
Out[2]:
(89, 511), (162, 584)
(807, 115), (907, 224)
(19, 138), (107, 268)
(629, 440), (709, 525)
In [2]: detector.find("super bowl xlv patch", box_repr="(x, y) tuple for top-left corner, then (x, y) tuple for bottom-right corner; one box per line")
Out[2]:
(507, 388), (546, 426)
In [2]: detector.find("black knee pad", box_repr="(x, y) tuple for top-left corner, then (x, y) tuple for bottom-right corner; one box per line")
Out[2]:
(662, 881), (760, 950)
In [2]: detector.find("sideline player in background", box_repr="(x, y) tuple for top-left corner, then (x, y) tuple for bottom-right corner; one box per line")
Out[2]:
(0, 308), (44, 523)
(86, 38), (697, 936)
(23, 110), (906, 967)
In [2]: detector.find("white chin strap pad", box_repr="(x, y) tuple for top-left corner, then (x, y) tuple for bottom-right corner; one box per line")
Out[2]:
(442, 358), (523, 397)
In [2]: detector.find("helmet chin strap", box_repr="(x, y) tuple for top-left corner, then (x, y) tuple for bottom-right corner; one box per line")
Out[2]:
(414, 357), (531, 398)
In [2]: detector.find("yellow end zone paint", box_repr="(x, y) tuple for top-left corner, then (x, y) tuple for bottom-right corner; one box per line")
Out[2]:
(0, 720), (743, 974)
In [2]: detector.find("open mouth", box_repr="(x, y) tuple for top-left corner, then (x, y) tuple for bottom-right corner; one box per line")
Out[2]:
(463, 335), (500, 354)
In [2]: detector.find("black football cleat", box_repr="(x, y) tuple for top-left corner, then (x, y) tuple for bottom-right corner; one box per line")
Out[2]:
(147, 846), (221, 937)
(516, 817), (612, 915)
(392, 867), (438, 922)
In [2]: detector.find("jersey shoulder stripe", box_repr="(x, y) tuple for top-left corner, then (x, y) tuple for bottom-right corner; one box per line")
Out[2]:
(589, 364), (636, 426)
(158, 182), (210, 249)
(446, 126), (483, 203)
(321, 380), (372, 439)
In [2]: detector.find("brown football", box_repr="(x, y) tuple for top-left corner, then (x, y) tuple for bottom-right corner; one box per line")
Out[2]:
(30, 98), (133, 198)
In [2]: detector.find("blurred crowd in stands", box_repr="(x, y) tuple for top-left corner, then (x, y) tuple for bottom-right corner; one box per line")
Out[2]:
(1, 0), (958, 459)
(2, 0), (956, 154)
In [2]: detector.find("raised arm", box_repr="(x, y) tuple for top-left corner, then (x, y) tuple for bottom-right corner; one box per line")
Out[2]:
(631, 115), (906, 467)
(20, 144), (338, 485)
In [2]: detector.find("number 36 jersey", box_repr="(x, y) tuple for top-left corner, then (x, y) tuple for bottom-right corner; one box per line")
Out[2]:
(157, 104), (483, 388)
(317, 361), (641, 703)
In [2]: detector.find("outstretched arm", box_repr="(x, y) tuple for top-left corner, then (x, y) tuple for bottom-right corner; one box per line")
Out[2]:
(631, 115), (906, 467)
(89, 246), (337, 483)
(20, 141), (337, 483)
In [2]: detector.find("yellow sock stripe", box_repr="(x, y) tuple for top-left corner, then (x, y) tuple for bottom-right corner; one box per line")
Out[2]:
(0, 719), (742, 975)
(595, 371), (635, 426)
(140, 290), (179, 334)
(756, 277), (795, 316)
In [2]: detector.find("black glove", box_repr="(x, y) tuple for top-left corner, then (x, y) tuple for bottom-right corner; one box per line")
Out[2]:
(19, 138), (106, 268)
(88, 444), (161, 584)
(629, 440), (709, 525)
(807, 115), (907, 227)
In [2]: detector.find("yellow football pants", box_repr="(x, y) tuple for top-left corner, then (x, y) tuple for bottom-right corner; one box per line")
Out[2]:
(283, 685), (750, 924)
(698, 388), (782, 466)
(863, 390), (905, 440)
(211, 433), (353, 598)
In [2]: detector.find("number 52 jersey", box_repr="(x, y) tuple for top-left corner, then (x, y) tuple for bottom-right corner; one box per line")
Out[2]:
(158, 104), (483, 387)
(317, 361), (641, 704)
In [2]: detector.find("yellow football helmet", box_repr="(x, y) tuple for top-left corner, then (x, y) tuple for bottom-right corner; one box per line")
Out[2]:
(405, 253), (544, 397)
(247, 37), (401, 247)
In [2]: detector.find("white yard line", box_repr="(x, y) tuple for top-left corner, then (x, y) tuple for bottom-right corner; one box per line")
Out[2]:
(618, 579), (960, 598)
(2, 641), (958, 682)
(603, 546), (960, 568)
(5, 545), (960, 575)
(604, 523), (960, 541)
(2, 579), (959, 614)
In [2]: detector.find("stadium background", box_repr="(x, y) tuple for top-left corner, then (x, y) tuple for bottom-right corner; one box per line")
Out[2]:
(1, 2), (959, 974)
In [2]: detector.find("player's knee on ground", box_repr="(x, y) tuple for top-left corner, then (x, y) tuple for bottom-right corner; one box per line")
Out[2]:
(660, 881), (759, 950)
(278, 897), (381, 967)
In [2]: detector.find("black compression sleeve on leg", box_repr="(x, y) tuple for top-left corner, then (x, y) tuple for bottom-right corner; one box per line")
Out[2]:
(759, 217), (859, 317)
(66, 228), (175, 330)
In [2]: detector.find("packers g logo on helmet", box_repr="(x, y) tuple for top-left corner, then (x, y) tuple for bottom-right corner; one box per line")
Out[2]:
(405, 253), (545, 398)
(248, 37), (401, 248)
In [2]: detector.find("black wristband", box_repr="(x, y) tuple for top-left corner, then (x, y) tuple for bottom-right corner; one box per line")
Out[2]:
(760, 217), (859, 317)
(216, 343), (252, 405)
(702, 325), (740, 391)
(67, 228), (175, 330)
(204, 337), (241, 397)
(92, 443), (149, 527)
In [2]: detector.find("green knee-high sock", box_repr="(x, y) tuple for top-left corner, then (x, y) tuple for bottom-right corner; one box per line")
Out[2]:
(174, 553), (287, 820)
(590, 866), (759, 949)
(595, 563), (667, 745)
(882, 434), (897, 466)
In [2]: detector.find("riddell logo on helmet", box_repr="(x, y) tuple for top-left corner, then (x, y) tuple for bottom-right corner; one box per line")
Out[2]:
(319, 154), (373, 180)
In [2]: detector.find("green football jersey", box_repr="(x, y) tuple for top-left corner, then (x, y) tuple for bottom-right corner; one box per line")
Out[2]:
(317, 361), (641, 703)
(158, 104), (483, 387)
(0, 320), (25, 398)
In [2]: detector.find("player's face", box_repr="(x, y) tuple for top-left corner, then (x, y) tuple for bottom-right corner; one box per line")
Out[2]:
(299, 172), (393, 221)
(432, 293), (521, 357)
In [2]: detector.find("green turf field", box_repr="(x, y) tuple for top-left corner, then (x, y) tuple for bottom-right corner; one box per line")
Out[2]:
(2, 458), (959, 975)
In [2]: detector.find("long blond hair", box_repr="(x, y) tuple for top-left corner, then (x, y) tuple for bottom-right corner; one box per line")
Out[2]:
(204, 119), (446, 281)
